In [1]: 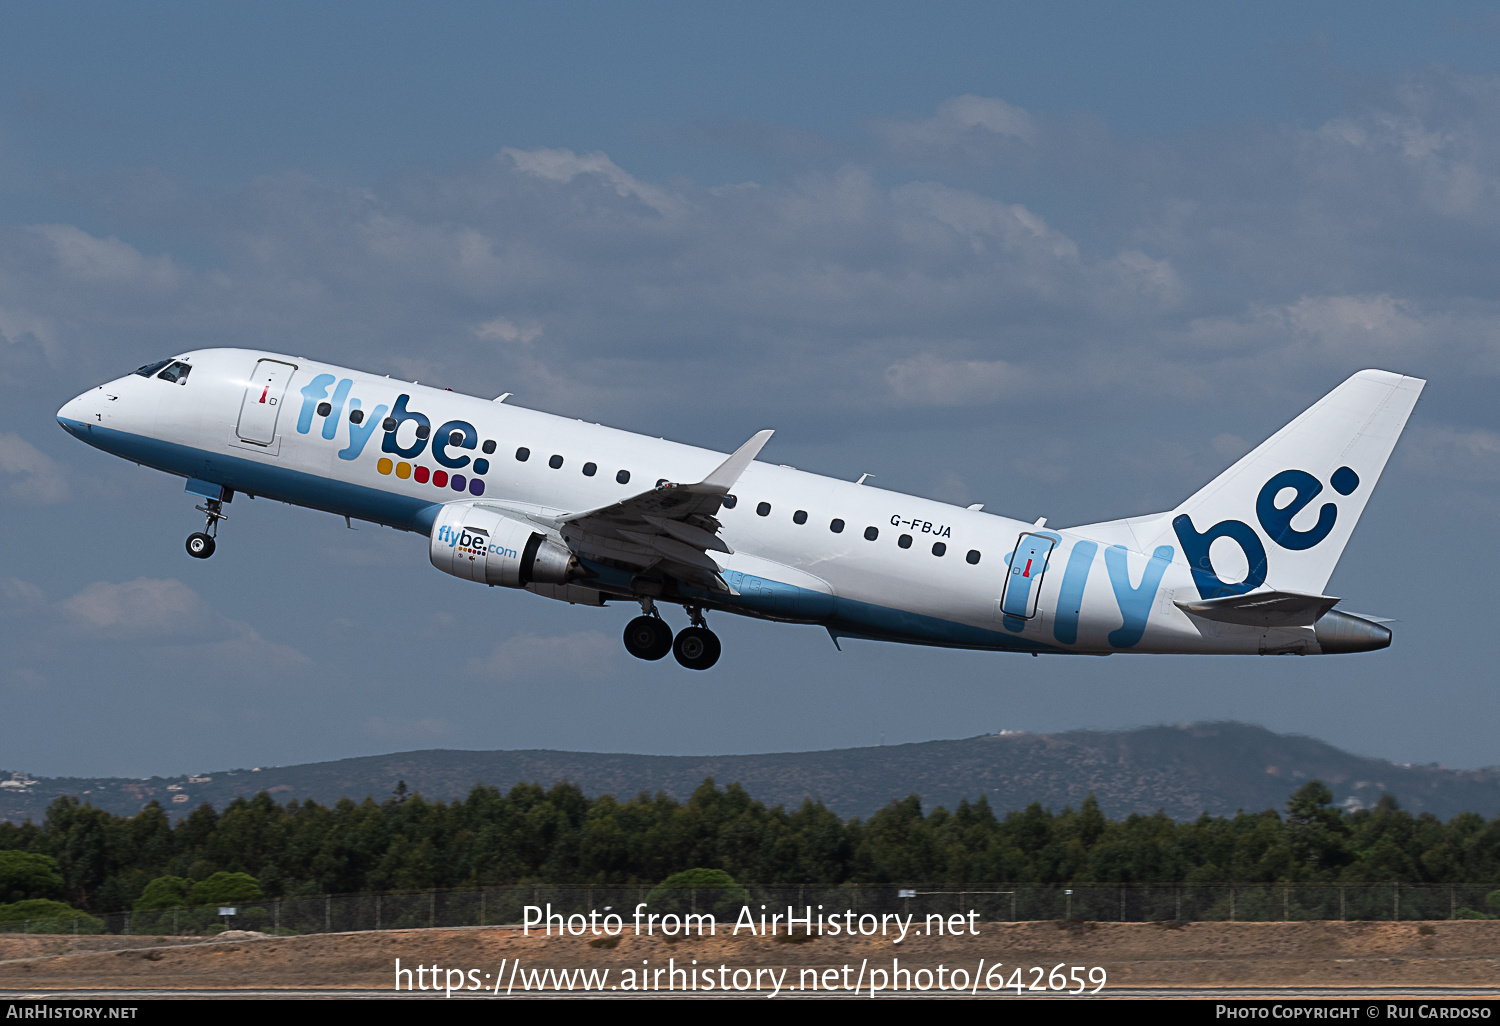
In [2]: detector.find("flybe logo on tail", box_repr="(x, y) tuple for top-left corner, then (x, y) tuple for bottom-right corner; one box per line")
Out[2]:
(1174, 466), (1361, 599)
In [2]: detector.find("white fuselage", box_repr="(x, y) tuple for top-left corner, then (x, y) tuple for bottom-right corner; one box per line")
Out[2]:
(56, 348), (1373, 657)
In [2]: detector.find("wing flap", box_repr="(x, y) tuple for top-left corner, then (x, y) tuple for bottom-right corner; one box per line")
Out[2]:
(643, 514), (732, 553)
(556, 429), (772, 587)
(617, 529), (725, 572)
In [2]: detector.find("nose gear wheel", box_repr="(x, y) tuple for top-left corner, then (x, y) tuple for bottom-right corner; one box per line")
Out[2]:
(186, 497), (226, 559)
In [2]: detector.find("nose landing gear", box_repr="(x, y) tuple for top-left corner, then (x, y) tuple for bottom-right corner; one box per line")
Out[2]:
(186, 498), (227, 559)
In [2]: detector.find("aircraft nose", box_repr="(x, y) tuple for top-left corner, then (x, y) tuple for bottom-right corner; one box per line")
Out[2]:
(56, 391), (93, 437)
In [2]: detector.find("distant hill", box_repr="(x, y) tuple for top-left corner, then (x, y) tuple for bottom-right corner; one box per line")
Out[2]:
(4, 722), (1499, 825)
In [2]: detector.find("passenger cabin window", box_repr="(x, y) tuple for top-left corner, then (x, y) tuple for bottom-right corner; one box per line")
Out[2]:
(449, 431), (464, 446)
(864, 526), (879, 541)
(966, 549), (981, 565)
(932, 542), (947, 557)
(516, 447), (531, 462)
(793, 510), (807, 524)
(898, 534), (912, 549)
(482, 440), (497, 454)
(617, 469), (631, 485)
(415, 424), (430, 439)
(722, 494), (737, 509)
(157, 361), (191, 384)
(316, 402), (332, 417)
(549, 455), (564, 469)
(134, 359), (173, 378)
(756, 502), (771, 517)
(830, 518), (844, 533)
(383, 417), (398, 431)
(349, 409), (364, 425)
(583, 462), (597, 477)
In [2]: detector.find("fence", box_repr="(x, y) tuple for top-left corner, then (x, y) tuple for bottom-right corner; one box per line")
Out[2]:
(2, 883), (1495, 936)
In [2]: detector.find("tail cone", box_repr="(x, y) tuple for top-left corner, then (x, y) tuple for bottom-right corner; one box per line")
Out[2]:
(1314, 610), (1392, 654)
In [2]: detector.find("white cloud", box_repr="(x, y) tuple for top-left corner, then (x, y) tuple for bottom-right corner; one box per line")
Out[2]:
(474, 317), (542, 345)
(0, 577), (47, 608)
(503, 146), (683, 216)
(0, 433), (68, 502)
(1178, 294), (1451, 367)
(1108, 250), (1186, 309)
(155, 621), (311, 670)
(1399, 424), (1500, 483)
(0, 75), (1497, 479)
(1280, 294), (1429, 353)
(877, 95), (1036, 156)
(2, 573), (305, 673)
(60, 577), (206, 635)
(885, 353), (1026, 407)
(891, 182), (1079, 262)
(28, 224), (181, 291)
(467, 630), (618, 680)
(0, 305), (57, 349)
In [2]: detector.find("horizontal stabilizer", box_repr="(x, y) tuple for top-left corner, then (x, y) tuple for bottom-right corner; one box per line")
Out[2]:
(1175, 590), (1340, 627)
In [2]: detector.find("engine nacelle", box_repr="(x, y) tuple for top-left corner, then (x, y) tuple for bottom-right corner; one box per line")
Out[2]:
(429, 503), (577, 588)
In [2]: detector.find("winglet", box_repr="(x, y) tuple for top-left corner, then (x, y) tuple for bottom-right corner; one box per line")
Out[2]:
(697, 429), (774, 493)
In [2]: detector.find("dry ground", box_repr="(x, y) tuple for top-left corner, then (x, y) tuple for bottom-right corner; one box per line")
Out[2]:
(1, 920), (1499, 992)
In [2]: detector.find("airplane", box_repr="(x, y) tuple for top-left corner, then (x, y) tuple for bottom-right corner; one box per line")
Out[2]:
(56, 350), (1422, 669)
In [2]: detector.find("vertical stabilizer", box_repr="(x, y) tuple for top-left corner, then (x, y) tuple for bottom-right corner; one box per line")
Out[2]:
(1139, 370), (1424, 598)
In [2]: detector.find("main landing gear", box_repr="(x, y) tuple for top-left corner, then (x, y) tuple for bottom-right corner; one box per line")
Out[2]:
(622, 601), (721, 670)
(185, 498), (226, 559)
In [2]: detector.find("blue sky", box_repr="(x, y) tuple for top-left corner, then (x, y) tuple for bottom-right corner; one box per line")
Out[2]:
(2, 3), (1499, 783)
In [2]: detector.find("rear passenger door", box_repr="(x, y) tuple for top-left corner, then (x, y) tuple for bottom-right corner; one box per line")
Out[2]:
(999, 532), (1056, 620)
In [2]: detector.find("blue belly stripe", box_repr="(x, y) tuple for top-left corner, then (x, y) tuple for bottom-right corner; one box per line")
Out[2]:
(58, 419), (443, 534)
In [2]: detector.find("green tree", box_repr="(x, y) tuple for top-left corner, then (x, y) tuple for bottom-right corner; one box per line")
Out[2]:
(0, 898), (104, 932)
(1285, 781), (1351, 877)
(0, 850), (64, 903)
(188, 871), (263, 906)
(645, 868), (749, 921)
(134, 875), (192, 911)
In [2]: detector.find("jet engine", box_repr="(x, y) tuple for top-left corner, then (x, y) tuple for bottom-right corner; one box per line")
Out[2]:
(429, 502), (580, 588)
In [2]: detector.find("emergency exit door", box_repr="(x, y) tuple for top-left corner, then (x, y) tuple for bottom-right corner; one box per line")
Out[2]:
(236, 360), (297, 445)
(1000, 533), (1056, 620)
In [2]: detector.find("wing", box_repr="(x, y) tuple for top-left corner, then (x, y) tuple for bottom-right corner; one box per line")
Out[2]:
(556, 429), (774, 592)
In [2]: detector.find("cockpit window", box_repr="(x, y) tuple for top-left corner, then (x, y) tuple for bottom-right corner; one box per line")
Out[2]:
(134, 359), (173, 378)
(157, 361), (192, 384)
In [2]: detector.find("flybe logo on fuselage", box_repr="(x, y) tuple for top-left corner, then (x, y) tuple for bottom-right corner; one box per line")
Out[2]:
(295, 375), (494, 498)
(435, 523), (518, 560)
(1173, 466), (1361, 599)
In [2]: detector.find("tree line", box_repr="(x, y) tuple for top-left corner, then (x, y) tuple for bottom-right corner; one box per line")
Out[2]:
(0, 778), (1497, 914)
